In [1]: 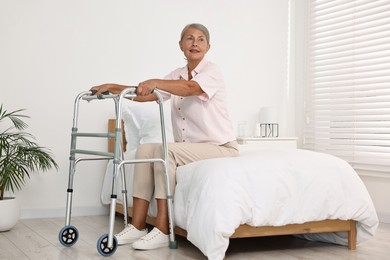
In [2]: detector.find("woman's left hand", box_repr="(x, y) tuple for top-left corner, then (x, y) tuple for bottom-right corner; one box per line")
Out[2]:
(138, 80), (157, 96)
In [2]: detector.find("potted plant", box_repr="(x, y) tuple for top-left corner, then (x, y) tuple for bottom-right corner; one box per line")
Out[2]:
(0, 105), (58, 231)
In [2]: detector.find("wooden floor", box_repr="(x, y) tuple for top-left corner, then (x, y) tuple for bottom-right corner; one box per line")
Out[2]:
(0, 215), (389, 260)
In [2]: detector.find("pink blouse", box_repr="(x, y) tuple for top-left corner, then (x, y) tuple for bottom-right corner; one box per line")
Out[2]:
(162, 59), (236, 145)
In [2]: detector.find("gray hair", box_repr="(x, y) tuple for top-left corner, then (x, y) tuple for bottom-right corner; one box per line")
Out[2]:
(180, 23), (210, 44)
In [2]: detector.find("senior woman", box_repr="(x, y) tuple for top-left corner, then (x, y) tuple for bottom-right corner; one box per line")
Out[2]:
(91, 23), (238, 250)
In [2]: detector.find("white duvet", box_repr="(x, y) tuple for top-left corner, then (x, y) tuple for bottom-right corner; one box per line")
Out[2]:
(101, 146), (378, 260)
(173, 146), (378, 260)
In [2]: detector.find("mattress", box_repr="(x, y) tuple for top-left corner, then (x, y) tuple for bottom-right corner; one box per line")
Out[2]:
(173, 146), (378, 259)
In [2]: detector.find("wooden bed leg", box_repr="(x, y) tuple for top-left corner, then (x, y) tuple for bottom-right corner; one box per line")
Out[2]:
(348, 220), (357, 250)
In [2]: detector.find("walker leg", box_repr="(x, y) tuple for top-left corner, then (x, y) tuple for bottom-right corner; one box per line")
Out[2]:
(167, 194), (177, 249)
(157, 95), (177, 249)
(120, 166), (129, 226)
(97, 202), (118, 258)
(64, 161), (76, 226)
(64, 189), (73, 226)
(107, 195), (118, 248)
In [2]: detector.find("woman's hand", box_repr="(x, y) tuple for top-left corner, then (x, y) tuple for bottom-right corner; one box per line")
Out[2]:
(90, 84), (115, 95)
(137, 80), (158, 96)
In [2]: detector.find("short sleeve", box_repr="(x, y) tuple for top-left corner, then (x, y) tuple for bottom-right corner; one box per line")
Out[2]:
(191, 62), (224, 101)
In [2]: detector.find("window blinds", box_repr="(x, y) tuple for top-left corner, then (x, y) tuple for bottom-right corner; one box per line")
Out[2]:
(304, 0), (390, 173)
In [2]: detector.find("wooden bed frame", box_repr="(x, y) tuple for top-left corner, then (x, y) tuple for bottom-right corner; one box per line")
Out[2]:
(108, 119), (357, 250)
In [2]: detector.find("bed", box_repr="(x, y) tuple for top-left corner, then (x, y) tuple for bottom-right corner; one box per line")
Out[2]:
(101, 100), (378, 260)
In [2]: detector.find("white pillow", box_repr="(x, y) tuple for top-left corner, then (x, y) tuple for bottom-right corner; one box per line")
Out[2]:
(120, 99), (174, 151)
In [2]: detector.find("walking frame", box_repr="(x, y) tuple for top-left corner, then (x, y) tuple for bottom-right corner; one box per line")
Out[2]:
(58, 87), (177, 256)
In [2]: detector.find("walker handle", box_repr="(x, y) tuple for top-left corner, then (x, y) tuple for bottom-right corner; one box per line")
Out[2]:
(90, 90), (110, 96)
(89, 90), (111, 99)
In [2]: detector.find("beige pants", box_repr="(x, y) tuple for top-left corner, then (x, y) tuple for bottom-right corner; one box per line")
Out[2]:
(132, 141), (239, 201)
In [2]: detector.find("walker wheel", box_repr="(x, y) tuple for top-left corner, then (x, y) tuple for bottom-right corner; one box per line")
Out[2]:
(59, 225), (79, 247)
(97, 233), (118, 257)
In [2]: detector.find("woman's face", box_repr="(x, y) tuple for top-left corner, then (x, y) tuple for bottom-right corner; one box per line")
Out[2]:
(179, 27), (210, 63)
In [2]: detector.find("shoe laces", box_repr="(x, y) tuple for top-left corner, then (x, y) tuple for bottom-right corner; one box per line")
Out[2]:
(140, 228), (163, 241)
(116, 224), (135, 237)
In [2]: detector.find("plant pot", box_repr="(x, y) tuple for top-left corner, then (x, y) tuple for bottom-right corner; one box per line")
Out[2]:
(0, 197), (20, 231)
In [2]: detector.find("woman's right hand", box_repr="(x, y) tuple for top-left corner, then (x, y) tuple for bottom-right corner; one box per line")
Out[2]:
(90, 84), (114, 95)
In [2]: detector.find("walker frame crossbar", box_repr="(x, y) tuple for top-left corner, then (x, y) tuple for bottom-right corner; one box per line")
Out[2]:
(58, 88), (177, 256)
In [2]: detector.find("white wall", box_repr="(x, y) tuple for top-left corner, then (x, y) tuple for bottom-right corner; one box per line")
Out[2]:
(1, 0), (291, 218)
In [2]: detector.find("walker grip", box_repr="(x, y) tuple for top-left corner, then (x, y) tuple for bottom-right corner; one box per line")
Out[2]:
(89, 90), (110, 99)
(89, 90), (110, 96)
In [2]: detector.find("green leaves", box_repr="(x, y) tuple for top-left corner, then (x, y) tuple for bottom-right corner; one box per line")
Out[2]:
(0, 105), (29, 131)
(0, 105), (58, 200)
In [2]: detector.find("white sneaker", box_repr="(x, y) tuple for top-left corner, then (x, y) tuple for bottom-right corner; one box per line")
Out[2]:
(132, 227), (169, 250)
(115, 224), (148, 245)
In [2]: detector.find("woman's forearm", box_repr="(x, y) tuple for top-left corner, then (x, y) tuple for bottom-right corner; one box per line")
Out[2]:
(139, 79), (204, 97)
(90, 83), (157, 102)
(91, 78), (203, 101)
(90, 83), (129, 94)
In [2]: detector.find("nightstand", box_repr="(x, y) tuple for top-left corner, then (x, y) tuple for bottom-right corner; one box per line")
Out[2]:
(236, 137), (298, 149)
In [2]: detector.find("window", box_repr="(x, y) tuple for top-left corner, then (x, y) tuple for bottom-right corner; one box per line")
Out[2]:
(304, 0), (390, 174)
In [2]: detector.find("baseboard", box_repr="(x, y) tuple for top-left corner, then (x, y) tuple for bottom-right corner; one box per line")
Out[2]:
(20, 206), (109, 219)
